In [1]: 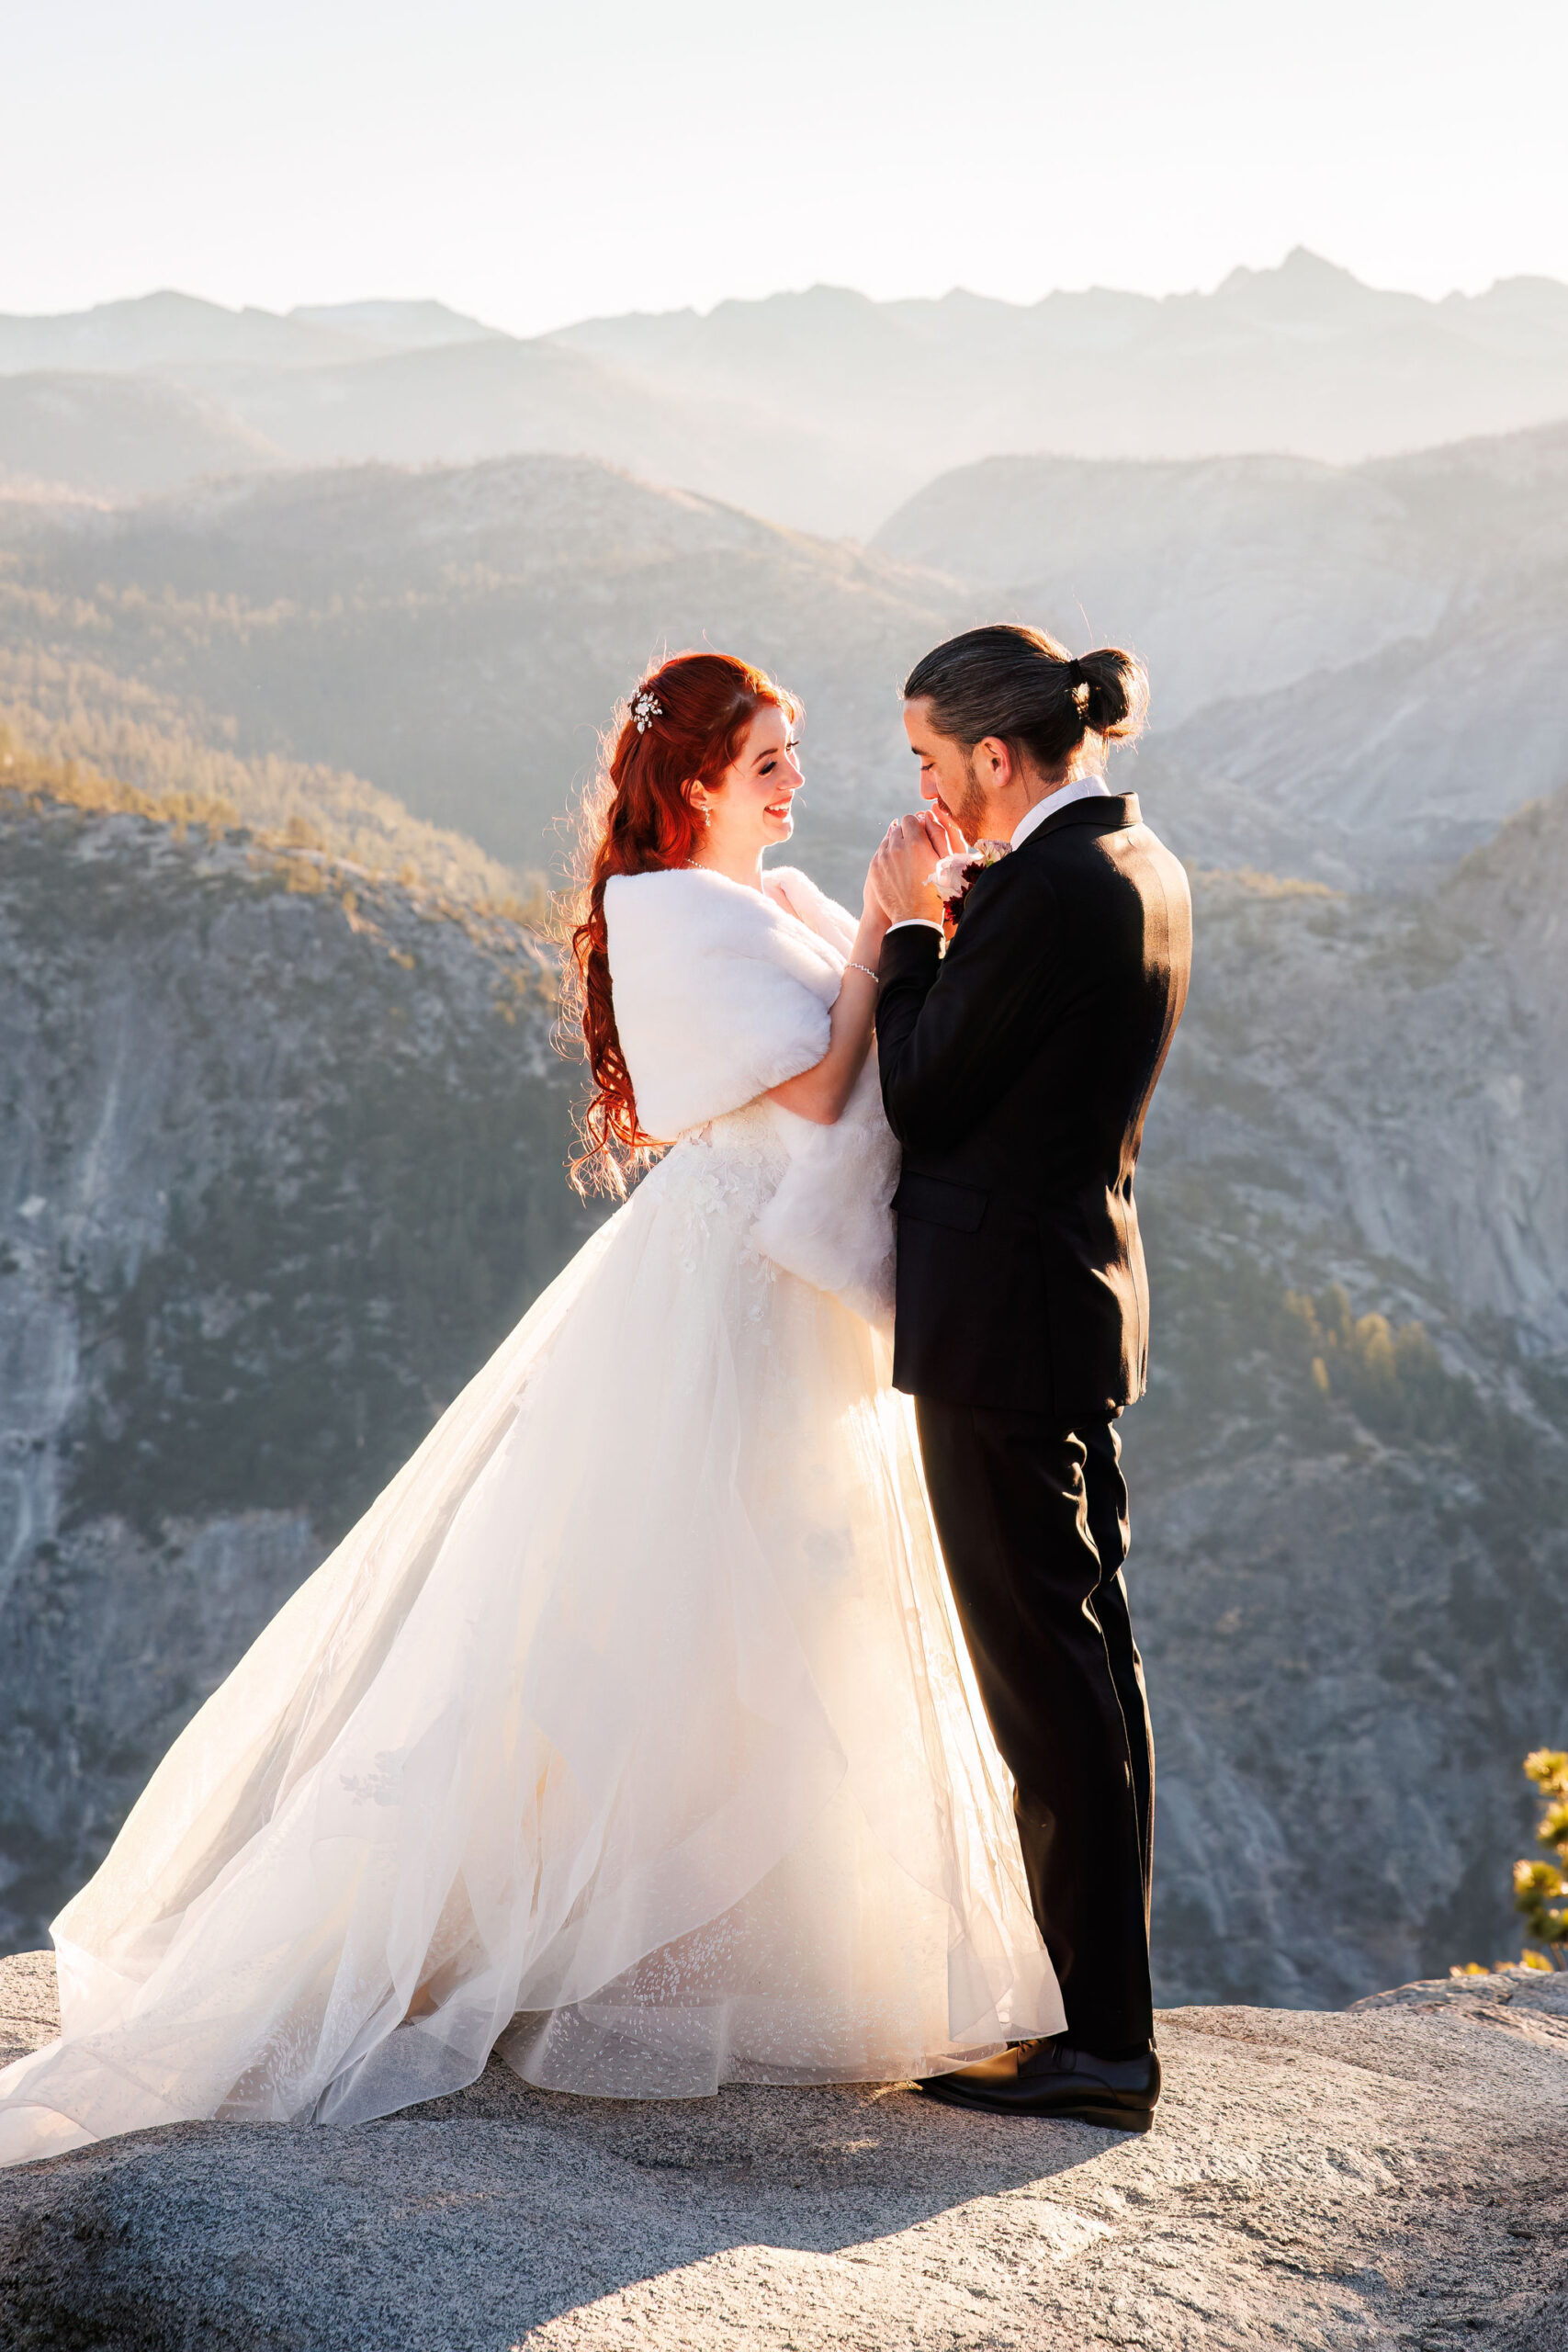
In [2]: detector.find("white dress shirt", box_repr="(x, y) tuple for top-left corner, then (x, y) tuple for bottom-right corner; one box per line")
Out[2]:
(886, 771), (1111, 937)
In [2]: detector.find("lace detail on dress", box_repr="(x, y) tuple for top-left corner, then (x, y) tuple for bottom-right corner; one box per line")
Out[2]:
(645, 1104), (789, 1323)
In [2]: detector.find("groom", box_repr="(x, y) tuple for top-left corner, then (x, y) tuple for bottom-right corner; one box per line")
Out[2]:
(870, 623), (1190, 2132)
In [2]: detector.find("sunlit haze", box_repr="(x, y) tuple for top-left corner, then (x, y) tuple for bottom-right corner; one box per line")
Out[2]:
(6, 0), (1567, 329)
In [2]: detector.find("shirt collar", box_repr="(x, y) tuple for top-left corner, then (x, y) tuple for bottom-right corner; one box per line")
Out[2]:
(1010, 770), (1111, 851)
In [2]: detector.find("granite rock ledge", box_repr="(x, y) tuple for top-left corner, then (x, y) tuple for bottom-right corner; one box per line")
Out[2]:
(1, 1952), (1565, 2350)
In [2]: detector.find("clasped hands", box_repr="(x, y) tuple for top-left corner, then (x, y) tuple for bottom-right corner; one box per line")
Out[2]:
(865, 808), (968, 929)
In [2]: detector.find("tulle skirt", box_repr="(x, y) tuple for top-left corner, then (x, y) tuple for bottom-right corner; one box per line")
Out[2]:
(0, 1106), (1061, 2165)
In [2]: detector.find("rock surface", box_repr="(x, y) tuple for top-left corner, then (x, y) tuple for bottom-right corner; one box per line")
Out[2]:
(2, 1951), (1566, 2349)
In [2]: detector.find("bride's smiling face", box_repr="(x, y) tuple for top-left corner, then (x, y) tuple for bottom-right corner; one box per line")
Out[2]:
(691, 704), (802, 863)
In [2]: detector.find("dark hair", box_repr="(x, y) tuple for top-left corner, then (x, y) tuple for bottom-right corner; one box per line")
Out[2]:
(565, 650), (799, 1196)
(903, 623), (1147, 775)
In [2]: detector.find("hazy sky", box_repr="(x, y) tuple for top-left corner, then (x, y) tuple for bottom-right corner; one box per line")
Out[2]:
(6, 0), (1566, 331)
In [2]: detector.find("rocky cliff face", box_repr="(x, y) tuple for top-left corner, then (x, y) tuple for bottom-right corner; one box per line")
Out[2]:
(0, 789), (595, 1951)
(1133, 796), (1568, 2001)
(1, 774), (1564, 2004)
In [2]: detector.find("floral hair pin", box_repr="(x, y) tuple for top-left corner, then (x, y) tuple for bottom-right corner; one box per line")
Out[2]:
(631, 691), (662, 734)
(932, 839), (1011, 931)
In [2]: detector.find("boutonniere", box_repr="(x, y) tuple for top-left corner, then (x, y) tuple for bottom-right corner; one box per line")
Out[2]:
(931, 840), (1011, 936)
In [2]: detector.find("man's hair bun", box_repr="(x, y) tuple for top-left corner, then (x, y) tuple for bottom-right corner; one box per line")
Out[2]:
(904, 625), (1147, 772)
(1075, 647), (1145, 739)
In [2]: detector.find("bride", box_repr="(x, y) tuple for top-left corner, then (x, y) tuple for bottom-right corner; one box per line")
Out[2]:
(0, 651), (1061, 2165)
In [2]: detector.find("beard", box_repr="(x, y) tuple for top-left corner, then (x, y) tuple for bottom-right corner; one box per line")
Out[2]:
(942, 755), (990, 845)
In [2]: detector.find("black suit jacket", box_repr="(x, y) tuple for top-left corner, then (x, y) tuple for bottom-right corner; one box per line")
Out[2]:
(876, 794), (1191, 1424)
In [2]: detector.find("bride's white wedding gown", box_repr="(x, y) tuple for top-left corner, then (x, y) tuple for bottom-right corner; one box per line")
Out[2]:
(0, 865), (1061, 2166)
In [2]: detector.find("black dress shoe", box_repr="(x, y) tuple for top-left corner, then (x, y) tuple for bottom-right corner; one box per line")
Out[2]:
(917, 2039), (1159, 2131)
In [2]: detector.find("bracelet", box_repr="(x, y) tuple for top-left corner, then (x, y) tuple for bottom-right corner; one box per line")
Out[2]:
(842, 960), (880, 985)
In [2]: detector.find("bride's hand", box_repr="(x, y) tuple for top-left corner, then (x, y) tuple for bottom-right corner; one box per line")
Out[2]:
(870, 813), (945, 926)
(923, 807), (967, 859)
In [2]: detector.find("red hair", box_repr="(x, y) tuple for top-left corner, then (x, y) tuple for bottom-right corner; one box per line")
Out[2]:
(566, 650), (800, 1193)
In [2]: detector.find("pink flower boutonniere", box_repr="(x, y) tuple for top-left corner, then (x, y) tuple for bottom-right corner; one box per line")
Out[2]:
(931, 840), (1011, 937)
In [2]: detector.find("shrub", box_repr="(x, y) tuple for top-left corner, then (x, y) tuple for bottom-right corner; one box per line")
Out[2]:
(1513, 1748), (1568, 1968)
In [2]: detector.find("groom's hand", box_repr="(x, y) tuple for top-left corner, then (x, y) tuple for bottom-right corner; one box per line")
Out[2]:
(871, 814), (944, 926)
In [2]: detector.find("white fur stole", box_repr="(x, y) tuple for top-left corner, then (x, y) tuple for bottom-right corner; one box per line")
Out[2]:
(604, 865), (897, 1327)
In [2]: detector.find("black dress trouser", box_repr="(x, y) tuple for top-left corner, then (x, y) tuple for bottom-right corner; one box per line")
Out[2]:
(914, 1399), (1155, 2053)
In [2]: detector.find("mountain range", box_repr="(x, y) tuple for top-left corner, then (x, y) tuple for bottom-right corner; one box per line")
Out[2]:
(0, 290), (503, 375)
(878, 419), (1568, 881)
(0, 456), (957, 878)
(6, 254), (1568, 533)
(3, 414), (1562, 890)
(0, 372), (279, 500)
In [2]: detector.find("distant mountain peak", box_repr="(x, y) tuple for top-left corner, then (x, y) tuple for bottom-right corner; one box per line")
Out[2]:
(1211, 248), (1410, 319)
(0, 292), (371, 375)
(1280, 244), (1358, 278)
(1223, 246), (1359, 285)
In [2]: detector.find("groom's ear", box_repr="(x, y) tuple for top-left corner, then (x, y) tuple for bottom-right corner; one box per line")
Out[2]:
(973, 737), (1014, 789)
